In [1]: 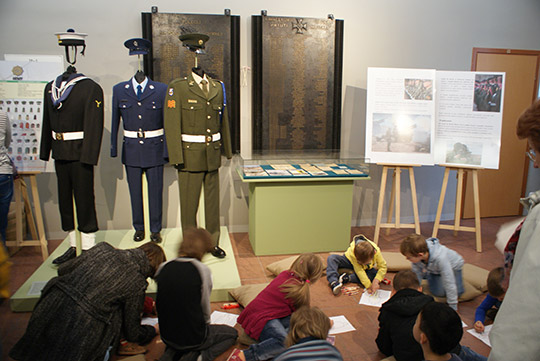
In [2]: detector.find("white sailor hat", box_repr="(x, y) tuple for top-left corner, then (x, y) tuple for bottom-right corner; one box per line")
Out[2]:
(55, 28), (87, 47)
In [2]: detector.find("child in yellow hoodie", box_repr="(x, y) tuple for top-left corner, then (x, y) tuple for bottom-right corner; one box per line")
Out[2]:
(326, 234), (387, 295)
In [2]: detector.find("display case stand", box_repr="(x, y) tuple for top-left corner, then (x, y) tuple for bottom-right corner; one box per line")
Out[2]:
(374, 164), (421, 244)
(5, 172), (48, 260)
(432, 165), (482, 252)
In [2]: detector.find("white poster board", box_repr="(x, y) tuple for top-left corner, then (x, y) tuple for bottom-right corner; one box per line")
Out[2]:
(0, 58), (63, 172)
(435, 71), (504, 169)
(365, 67), (505, 169)
(366, 67), (436, 165)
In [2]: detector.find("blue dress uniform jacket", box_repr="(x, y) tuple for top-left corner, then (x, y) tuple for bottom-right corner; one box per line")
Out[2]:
(111, 78), (168, 167)
(163, 73), (233, 245)
(111, 77), (168, 233)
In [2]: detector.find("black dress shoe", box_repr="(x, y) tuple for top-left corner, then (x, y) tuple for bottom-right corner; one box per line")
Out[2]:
(52, 247), (77, 265)
(210, 246), (226, 258)
(133, 230), (145, 242)
(150, 232), (162, 243)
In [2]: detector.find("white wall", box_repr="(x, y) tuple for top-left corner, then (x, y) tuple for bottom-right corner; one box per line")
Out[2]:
(1, 0), (539, 239)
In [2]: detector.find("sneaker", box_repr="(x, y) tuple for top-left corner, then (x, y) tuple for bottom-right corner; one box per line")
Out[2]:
(117, 341), (147, 356)
(331, 280), (343, 295)
(226, 348), (244, 361)
(339, 272), (351, 285)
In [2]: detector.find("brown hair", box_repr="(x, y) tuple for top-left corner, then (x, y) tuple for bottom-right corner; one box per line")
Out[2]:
(354, 241), (376, 264)
(393, 269), (420, 291)
(285, 306), (331, 347)
(487, 267), (505, 298)
(400, 233), (428, 256)
(280, 253), (324, 308)
(178, 228), (214, 261)
(138, 242), (166, 278)
(516, 99), (540, 152)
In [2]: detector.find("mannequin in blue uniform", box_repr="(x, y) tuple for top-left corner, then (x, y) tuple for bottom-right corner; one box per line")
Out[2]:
(111, 38), (168, 243)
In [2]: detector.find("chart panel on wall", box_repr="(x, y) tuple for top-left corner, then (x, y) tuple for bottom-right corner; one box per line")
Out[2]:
(252, 15), (344, 152)
(0, 57), (63, 172)
(141, 10), (240, 152)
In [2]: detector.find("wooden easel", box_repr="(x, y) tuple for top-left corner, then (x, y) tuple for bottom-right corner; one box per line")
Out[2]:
(374, 164), (421, 244)
(431, 165), (482, 252)
(5, 172), (48, 260)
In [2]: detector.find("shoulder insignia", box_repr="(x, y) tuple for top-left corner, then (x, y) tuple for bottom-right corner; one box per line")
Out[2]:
(168, 88), (174, 96)
(149, 84), (154, 89)
(125, 84), (130, 89)
(167, 100), (176, 108)
(95, 100), (102, 108)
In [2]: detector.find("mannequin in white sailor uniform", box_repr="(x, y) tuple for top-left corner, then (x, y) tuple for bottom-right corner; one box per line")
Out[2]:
(111, 38), (168, 243)
(40, 29), (104, 264)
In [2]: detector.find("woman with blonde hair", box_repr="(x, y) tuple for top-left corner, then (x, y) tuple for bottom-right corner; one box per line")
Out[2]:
(275, 306), (342, 361)
(228, 253), (324, 361)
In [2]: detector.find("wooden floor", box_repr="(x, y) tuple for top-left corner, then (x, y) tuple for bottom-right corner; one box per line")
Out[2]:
(1, 217), (518, 360)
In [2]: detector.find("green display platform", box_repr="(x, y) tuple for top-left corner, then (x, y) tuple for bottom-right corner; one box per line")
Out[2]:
(10, 226), (240, 312)
(244, 177), (367, 255)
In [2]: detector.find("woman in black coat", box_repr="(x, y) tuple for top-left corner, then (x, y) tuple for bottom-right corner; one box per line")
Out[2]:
(10, 241), (166, 361)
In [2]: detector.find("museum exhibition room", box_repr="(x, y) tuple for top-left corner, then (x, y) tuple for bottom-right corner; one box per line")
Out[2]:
(1, 0), (540, 360)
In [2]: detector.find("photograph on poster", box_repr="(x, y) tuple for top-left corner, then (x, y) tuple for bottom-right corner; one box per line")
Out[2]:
(371, 113), (431, 153)
(404, 78), (433, 100)
(473, 73), (503, 112)
(445, 141), (482, 166)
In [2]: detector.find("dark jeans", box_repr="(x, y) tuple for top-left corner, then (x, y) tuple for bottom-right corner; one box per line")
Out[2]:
(0, 174), (13, 243)
(160, 324), (238, 361)
(244, 316), (291, 361)
(326, 254), (377, 285)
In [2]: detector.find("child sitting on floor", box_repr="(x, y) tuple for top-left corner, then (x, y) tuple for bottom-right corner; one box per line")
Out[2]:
(227, 253), (324, 361)
(413, 301), (463, 361)
(326, 234), (387, 295)
(377, 270), (486, 361)
(400, 233), (464, 311)
(274, 306), (343, 361)
(474, 267), (506, 333)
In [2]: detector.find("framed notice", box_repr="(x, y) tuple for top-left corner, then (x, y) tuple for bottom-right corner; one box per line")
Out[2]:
(252, 15), (344, 152)
(142, 11), (240, 152)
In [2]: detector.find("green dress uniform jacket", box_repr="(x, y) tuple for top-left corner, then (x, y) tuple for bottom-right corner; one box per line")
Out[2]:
(163, 73), (232, 244)
(163, 73), (232, 170)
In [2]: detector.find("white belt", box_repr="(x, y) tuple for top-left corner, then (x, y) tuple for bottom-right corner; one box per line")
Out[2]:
(181, 133), (221, 143)
(52, 131), (84, 141)
(124, 129), (164, 139)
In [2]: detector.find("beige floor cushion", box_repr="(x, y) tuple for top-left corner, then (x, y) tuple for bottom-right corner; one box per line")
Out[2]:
(229, 283), (269, 307)
(381, 251), (412, 271)
(421, 278), (483, 302)
(462, 263), (489, 292)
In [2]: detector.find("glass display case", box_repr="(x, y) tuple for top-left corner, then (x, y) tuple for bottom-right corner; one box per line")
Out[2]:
(234, 150), (370, 180)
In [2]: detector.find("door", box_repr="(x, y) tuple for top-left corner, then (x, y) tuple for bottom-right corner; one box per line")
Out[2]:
(463, 48), (540, 218)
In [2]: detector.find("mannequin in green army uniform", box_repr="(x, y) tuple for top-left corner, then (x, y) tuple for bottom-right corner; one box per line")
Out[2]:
(164, 33), (233, 258)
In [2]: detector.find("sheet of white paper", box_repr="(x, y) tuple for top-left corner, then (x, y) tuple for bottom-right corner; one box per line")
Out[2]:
(462, 321), (468, 328)
(467, 324), (492, 347)
(358, 289), (391, 307)
(27, 281), (47, 296)
(210, 311), (239, 327)
(329, 315), (356, 335)
(141, 317), (159, 326)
